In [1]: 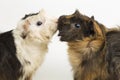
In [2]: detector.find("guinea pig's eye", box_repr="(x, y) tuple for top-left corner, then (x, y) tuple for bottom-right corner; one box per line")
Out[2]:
(36, 21), (42, 26)
(75, 23), (81, 28)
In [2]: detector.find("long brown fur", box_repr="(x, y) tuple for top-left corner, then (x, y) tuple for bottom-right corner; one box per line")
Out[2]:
(57, 10), (119, 80)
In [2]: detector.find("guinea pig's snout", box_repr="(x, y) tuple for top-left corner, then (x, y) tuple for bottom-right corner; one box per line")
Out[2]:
(58, 31), (65, 36)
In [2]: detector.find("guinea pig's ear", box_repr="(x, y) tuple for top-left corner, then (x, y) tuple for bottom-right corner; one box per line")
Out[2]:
(17, 20), (30, 39)
(84, 20), (95, 37)
(88, 20), (95, 36)
(38, 9), (46, 22)
(91, 16), (94, 20)
(22, 20), (31, 39)
(38, 9), (46, 16)
(73, 9), (81, 17)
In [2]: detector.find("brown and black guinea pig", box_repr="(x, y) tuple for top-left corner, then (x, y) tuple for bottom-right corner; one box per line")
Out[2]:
(57, 10), (113, 80)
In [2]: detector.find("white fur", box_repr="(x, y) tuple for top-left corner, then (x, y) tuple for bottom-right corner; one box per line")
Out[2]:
(12, 9), (57, 80)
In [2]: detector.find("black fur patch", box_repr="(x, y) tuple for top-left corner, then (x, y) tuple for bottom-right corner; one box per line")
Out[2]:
(57, 10), (95, 42)
(22, 12), (39, 20)
(0, 30), (22, 80)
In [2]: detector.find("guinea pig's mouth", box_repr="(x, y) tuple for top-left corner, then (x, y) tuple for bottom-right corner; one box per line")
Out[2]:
(58, 33), (72, 42)
(59, 36), (67, 41)
(58, 31), (67, 39)
(58, 32), (63, 36)
(57, 32), (65, 41)
(60, 37), (74, 42)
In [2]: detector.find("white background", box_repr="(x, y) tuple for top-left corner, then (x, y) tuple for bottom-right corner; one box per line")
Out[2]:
(0, 0), (120, 80)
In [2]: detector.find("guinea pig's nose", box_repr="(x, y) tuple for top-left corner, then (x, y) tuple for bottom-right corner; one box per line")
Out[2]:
(58, 31), (65, 36)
